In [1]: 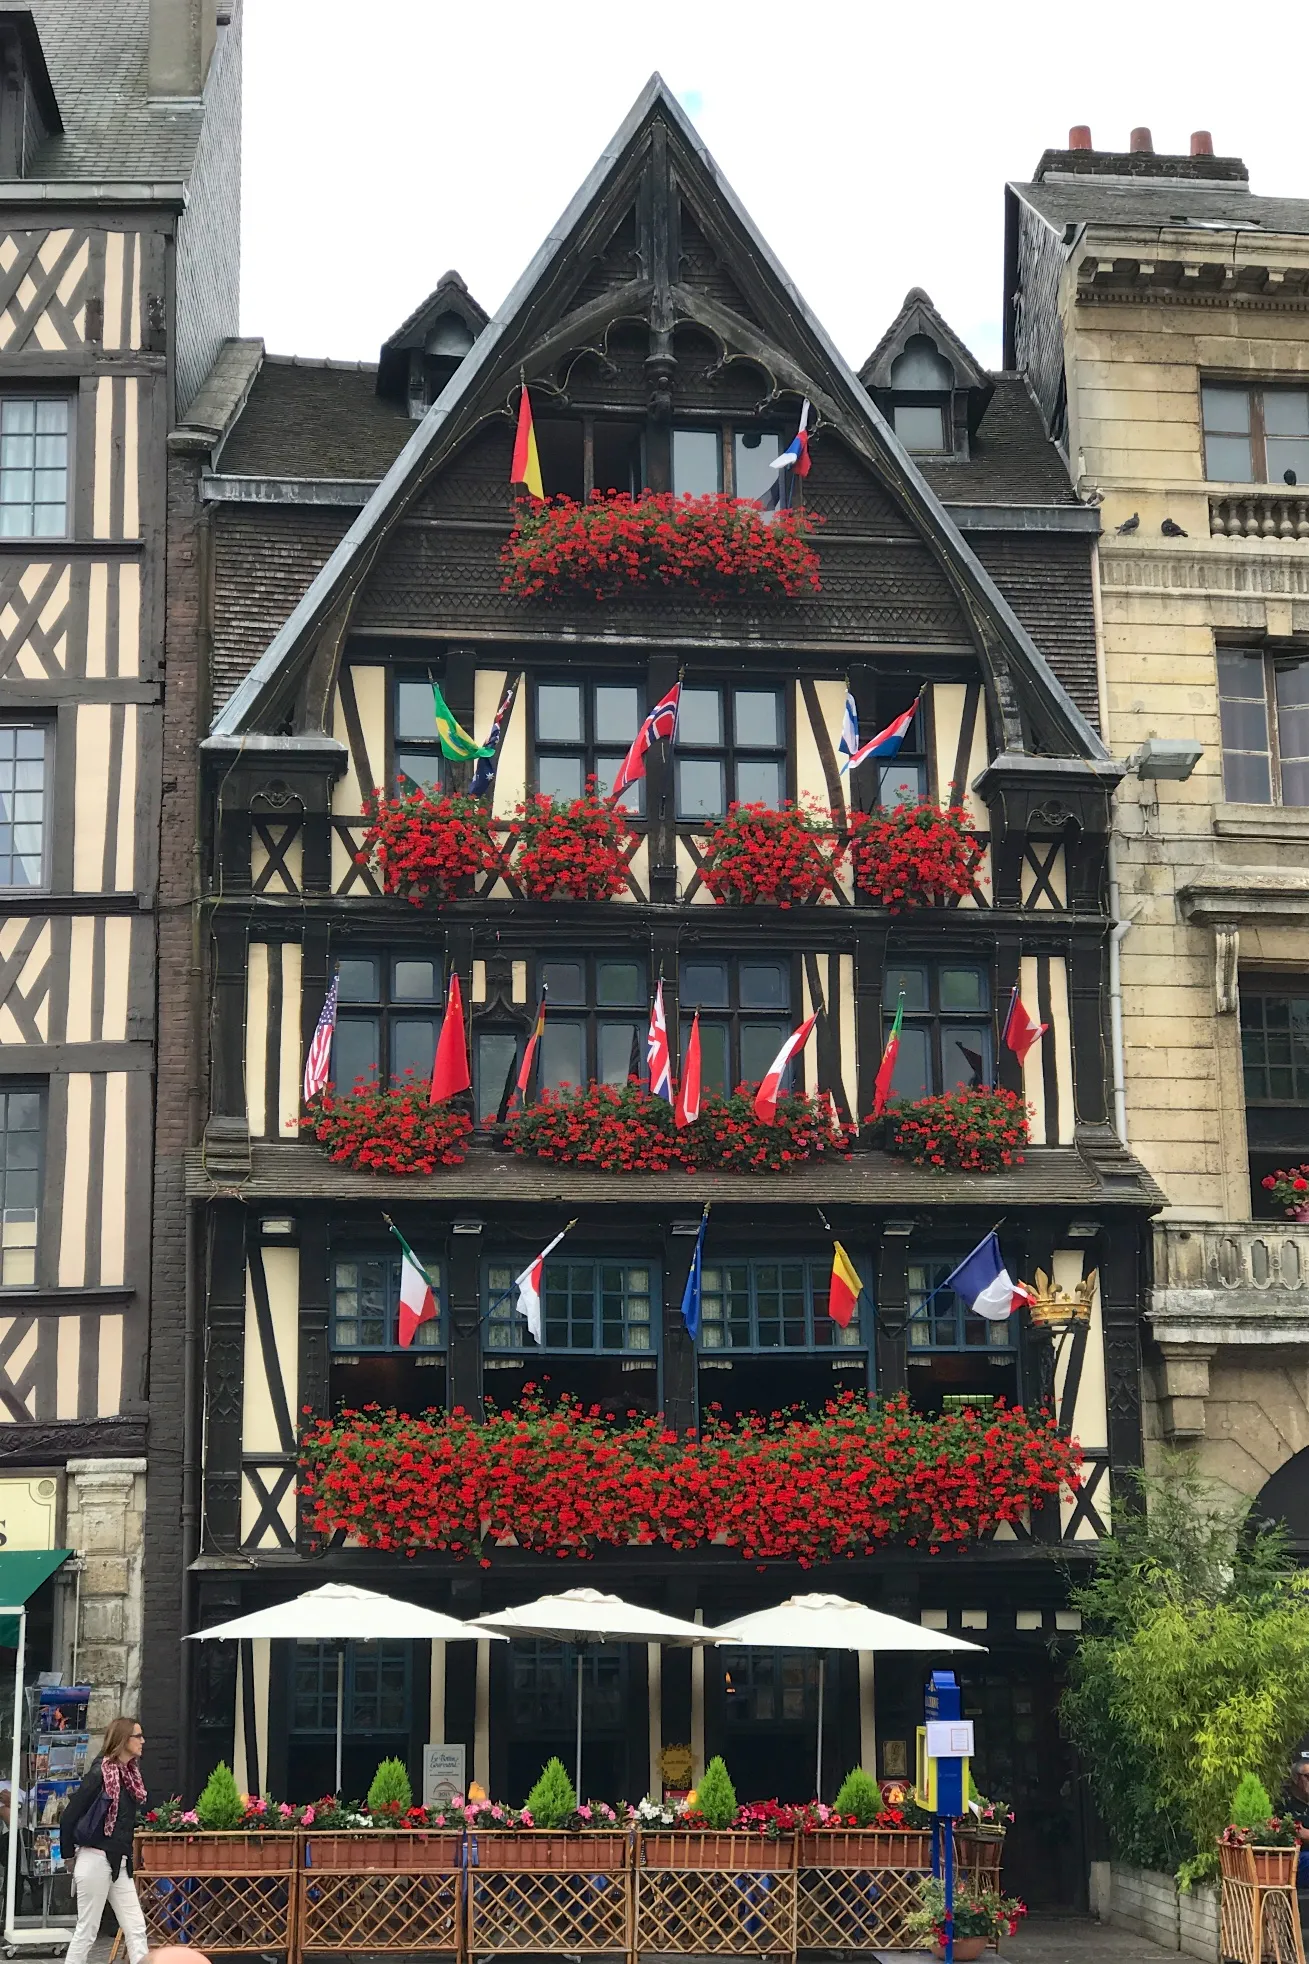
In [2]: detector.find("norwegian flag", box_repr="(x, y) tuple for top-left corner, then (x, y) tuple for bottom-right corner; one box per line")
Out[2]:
(302, 974), (339, 1103)
(609, 684), (681, 803)
(647, 980), (673, 1103)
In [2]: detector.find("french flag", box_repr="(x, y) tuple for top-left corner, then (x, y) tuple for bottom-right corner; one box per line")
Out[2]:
(845, 697), (920, 772)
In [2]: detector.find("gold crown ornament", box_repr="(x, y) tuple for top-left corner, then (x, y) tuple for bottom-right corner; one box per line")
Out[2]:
(1023, 1268), (1097, 1332)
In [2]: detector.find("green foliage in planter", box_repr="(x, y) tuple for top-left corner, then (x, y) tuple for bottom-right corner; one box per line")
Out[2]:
(695, 1755), (738, 1829)
(832, 1767), (883, 1827)
(1061, 1463), (1309, 1886)
(196, 1760), (244, 1831)
(366, 1756), (413, 1814)
(1230, 1773), (1275, 1832)
(524, 1756), (578, 1828)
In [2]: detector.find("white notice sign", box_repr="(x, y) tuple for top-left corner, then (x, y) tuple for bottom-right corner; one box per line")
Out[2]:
(925, 1720), (975, 1759)
(423, 1743), (466, 1809)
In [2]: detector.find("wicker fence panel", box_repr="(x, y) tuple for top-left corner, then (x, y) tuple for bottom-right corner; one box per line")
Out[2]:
(1220, 1878), (1306, 1964)
(134, 1835), (298, 1956)
(796, 1862), (929, 1952)
(300, 1870), (462, 1954)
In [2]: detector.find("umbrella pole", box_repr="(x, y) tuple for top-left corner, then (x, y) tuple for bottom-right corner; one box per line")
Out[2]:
(574, 1648), (583, 1798)
(815, 1656), (825, 1801)
(335, 1645), (345, 1795)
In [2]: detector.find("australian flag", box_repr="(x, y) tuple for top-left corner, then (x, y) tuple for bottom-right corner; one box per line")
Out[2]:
(470, 679), (517, 796)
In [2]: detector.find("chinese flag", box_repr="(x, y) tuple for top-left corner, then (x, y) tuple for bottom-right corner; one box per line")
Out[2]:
(429, 972), (471, 1103)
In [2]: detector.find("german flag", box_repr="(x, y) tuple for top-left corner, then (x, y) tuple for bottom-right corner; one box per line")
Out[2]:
(511, 384), (544, 499)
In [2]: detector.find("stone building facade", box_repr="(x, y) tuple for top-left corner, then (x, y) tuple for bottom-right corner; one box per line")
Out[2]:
(1007, 129), (1309, 1518)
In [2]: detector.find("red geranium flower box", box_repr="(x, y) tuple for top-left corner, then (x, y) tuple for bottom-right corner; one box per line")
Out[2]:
(301, 1073), (473, 1174)
(507, 790), (632, 902)
(847, 800), (983, 911)
(501, 491), (822, 602)
(880, 1084), (1030, 1173)
(697, 801), (839, 908)
(358, 786), (499, 906)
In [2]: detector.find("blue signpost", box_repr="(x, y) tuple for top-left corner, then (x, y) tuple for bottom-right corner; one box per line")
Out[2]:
(917, 1670), (974, 1964)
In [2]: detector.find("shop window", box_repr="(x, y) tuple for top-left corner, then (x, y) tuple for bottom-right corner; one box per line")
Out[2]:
(0, 397), (70, 538)
(0, 723), (49, 889)
(678, 955), (792, 1094)
(696, 1256), (871, 1422)
(675, 685), (786, 819)
(330, 1251), (445, 1413)
(1203, 383), (1309, 485)
(1218, 649), (1309, 806)
(0, 1083), (41, 1286)
(288, 1641), (413, 1802)
(1242, 979), (1309, 1210)
(331, 953), (443, 1091)
(536, 953), (646, 1090)
(714, 1648), (825, 1802)
(906, 1258), (1018, 1413)
(483, 1257), (659, 1417)
(880, 963), (992, 1102)
(534, 677), (645, 811)
(393, 675), (447, 794)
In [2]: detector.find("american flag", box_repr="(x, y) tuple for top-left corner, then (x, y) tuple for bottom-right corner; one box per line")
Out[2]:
(302, 974), (339, 1103)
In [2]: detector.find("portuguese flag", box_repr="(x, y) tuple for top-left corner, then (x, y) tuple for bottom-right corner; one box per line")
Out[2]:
(872, 993), (904, 1119)
(430, 681), (494, 763)
(389, 1223), (438, 1347)
(828, 1241), (864, 1329)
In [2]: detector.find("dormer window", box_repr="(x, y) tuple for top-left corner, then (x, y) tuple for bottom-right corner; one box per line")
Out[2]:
(889, 335), (954, 453)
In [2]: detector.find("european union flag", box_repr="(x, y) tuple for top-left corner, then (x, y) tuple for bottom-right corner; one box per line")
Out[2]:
(680, 1208), (708, 1339)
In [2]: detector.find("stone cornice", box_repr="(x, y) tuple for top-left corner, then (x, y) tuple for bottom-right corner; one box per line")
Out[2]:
(1149, 1302), (1309, 1346)
(1177, 870), (1309, 925)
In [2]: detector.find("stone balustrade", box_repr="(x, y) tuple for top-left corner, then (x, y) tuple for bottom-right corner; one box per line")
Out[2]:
(1209, 493), (1309, 540)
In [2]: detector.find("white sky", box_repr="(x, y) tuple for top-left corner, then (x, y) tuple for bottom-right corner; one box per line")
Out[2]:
(241, 0), (1308, 375)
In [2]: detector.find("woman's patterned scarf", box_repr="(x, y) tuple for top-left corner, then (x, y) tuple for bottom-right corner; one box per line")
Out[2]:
(101, 1754), (145, 1835)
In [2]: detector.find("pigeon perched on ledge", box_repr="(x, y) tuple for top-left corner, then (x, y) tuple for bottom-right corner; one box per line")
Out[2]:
(1115, 512), (1139, 534)
(1161, 518), (1188, 537)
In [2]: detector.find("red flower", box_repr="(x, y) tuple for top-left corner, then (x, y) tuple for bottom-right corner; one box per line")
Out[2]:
(1263, 1164), (1309, 1217)
(359, 786), (500, 907)
(878, 1085), (1031, 1175)
(301, 1071), (473, 1174)
(698, 801), (840, 908)
(846, 800), (983, 911)
(501, 491), (822, 603)
(507, 788), (631, 902)
(502, 1080), (853, 1175)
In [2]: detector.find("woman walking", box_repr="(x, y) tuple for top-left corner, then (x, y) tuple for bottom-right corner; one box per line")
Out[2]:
(58, 1717), (148, 1964)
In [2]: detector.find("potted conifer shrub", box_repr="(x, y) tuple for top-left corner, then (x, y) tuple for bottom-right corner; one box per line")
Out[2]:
(800, 1767), (933, 1868)
(1219, 1774), (1300, 1887)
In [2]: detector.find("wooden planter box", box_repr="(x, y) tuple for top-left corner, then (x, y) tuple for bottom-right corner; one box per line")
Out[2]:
(466, 1831), (633, 1957)
(799, 1828), (932, 1868)
(136, 1831), (299, 1873)
(635, 1831), (797, 1958)
(300, 1831), (463, 1957)
(954, 1826), (1005, 1886)
(303, 1830), (463, 1872)
(133, 1834), (298, 1956)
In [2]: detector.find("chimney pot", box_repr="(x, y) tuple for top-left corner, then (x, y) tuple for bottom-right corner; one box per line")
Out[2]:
(1068, 125), (1093, 151)
(1130, 127), (1154, 154)
(1191, 130), (1214, 156)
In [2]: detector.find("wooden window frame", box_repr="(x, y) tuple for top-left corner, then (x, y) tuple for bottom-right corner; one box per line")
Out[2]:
(696, 1255), (869, 1355)
(0, 717), (52, 892)
(291, 1640), (413, 1736)
(1202, 380), (1309, 485)
(533, 950), (648, 1091)
(390, 669), (448, 797)
(880, 959), (994, 1099)
(1239, 979), (1309, 1112)
(331, 949), (444, 1091)
(677, 951), (796, 1095)
(482, 1255), (659, 1357)
(0, 391), (74, 543)
(1217, 646), (1309, 806)
(0, 1078), (43, 1290)
(531, 674), (648, 811)
(329, 1249), (445, 1354)
(907, 1256), (1017, 1355)
(674, 680), (789, 820)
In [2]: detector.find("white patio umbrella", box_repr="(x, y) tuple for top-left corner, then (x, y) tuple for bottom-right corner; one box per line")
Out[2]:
(476, 1587), (720, 1796)
(713, 1592), (986, 1802)
(189, 1582), (505, 1793)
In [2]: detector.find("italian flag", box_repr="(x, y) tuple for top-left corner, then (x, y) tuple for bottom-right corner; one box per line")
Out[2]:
(828, 1241), (864, 1329)
(872, 994), (904, 1119)
(390, 1224), (438, 1347)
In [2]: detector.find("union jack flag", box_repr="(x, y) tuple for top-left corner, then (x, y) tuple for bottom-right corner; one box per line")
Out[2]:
(609, 683), (681, 803)
(647, 979), (673, 1103)
(302, 973), (339, 1103)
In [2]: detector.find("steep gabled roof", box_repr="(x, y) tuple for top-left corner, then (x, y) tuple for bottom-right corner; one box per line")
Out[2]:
(859, 288), (989, 393)
(209, 75), (1109, 766)
(377, 269), (488, 398)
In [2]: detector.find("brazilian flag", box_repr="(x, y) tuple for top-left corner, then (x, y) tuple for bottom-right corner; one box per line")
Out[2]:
(431, 681), (494, 762)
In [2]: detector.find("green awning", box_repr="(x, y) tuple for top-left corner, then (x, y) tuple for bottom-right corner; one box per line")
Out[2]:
(0, 1549), (71, 1646)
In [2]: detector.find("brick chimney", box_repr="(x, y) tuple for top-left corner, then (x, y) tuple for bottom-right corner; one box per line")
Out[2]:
(1032, 126), (1247, 185)
(148, 0), (216, 100)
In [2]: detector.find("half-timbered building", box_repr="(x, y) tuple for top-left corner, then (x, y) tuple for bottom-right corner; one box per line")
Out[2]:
(163, 80), (1157, 1902)
(0, 0), (240, 1744)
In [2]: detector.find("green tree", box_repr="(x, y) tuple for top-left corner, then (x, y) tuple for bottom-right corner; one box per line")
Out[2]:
(695, 1756), (738, 1829)
(195, 1760), (244, 1831)
(833, 1768), (882, 1826)
(524, 1757), (578, 1828)
(1061, 1465), (1309, 1885)
(366, 1757), (413, 1814)
(1230, 1774), (1275, 1832)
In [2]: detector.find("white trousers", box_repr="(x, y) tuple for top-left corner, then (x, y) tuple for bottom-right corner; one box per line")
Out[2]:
(64, 1847), (148, 1964)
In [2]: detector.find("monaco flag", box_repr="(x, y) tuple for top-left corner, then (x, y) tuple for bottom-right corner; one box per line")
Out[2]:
(752, 1012), (818, 1125)
(513, 1223), (574, 1344)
